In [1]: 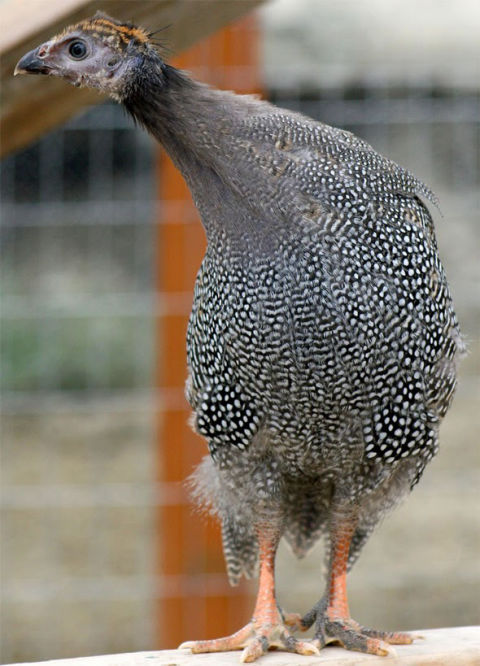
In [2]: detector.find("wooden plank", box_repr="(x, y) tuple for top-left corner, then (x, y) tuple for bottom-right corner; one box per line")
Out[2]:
(5, 627), (480, 665)
(0, 0), (88, 53)
(0, 0), (264, 157)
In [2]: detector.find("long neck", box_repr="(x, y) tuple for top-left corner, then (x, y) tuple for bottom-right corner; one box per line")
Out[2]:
(125, 60), (233, 162)
(122, 53), (280, 252)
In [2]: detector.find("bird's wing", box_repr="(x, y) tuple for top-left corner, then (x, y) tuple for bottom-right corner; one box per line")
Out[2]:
(237, 110), (439, 237)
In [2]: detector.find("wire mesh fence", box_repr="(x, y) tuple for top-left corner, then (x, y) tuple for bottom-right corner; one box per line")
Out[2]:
(1, 21), (479, 664)
(3, 89), (477, 405)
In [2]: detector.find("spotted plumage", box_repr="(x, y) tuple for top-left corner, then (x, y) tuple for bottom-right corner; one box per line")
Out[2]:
(185, 111), (462, 576)
(16, 15), (464, 660)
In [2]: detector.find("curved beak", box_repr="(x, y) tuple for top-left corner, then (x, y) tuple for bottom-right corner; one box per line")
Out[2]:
(14, 48), (50, 76)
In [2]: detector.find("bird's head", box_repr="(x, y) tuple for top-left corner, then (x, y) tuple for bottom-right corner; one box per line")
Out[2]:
(14, 12), (157, 100)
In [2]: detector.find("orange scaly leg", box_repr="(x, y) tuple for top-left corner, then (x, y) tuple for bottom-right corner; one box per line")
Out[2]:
(301, 507), (417, 656)
(179, 524), (319, 662)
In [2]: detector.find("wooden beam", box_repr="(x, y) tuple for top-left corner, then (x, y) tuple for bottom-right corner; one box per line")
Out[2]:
(0, 0), (264, 157)
(6, 627), (480, 665)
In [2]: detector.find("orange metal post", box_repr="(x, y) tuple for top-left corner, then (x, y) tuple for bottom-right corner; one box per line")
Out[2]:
(155, 15), (261, 649)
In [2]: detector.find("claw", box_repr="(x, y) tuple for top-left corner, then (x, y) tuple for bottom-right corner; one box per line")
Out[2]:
(364, 638), (396, 657)
(240, 637), (267, 663)
(292, 639), (320, 656)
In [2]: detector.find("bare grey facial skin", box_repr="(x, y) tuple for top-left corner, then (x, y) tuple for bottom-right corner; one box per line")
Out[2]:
(15, 24), (144, 100)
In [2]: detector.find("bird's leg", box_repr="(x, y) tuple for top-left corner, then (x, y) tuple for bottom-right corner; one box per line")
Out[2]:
(180, 522), (319, 663)
(300, 505), (415, 656)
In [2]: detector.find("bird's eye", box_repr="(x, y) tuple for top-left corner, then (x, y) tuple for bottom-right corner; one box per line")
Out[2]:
(68, 40), (87, 60)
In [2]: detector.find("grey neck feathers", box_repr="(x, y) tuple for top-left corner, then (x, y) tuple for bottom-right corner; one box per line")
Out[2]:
(122, 52), (285, 253)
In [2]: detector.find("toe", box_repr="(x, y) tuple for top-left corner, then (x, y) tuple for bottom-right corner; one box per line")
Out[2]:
(364, 637), (396, 657)
(360, 627), (415, 645)
(300, 607), (318, 631)
(240, 636), (269, 663)
(287, 638), (320, 656)
(181, 638), (232, 654)
(179, 624), (253, 653)
(282, 611), (304, 631)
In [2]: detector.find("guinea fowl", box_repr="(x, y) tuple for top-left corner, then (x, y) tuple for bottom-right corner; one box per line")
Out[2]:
(16, 13), (463, 662)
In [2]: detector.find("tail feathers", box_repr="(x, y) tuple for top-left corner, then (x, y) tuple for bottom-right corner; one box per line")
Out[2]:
(282, 483), (332, 558)
(283, 511), (327, 558)
(188, 456), (259, 585)
(222, 518), (258, 586)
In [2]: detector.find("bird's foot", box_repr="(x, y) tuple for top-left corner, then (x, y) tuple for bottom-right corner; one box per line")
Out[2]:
(179, 617), (319, 663)
(301, 603), (416, 656)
